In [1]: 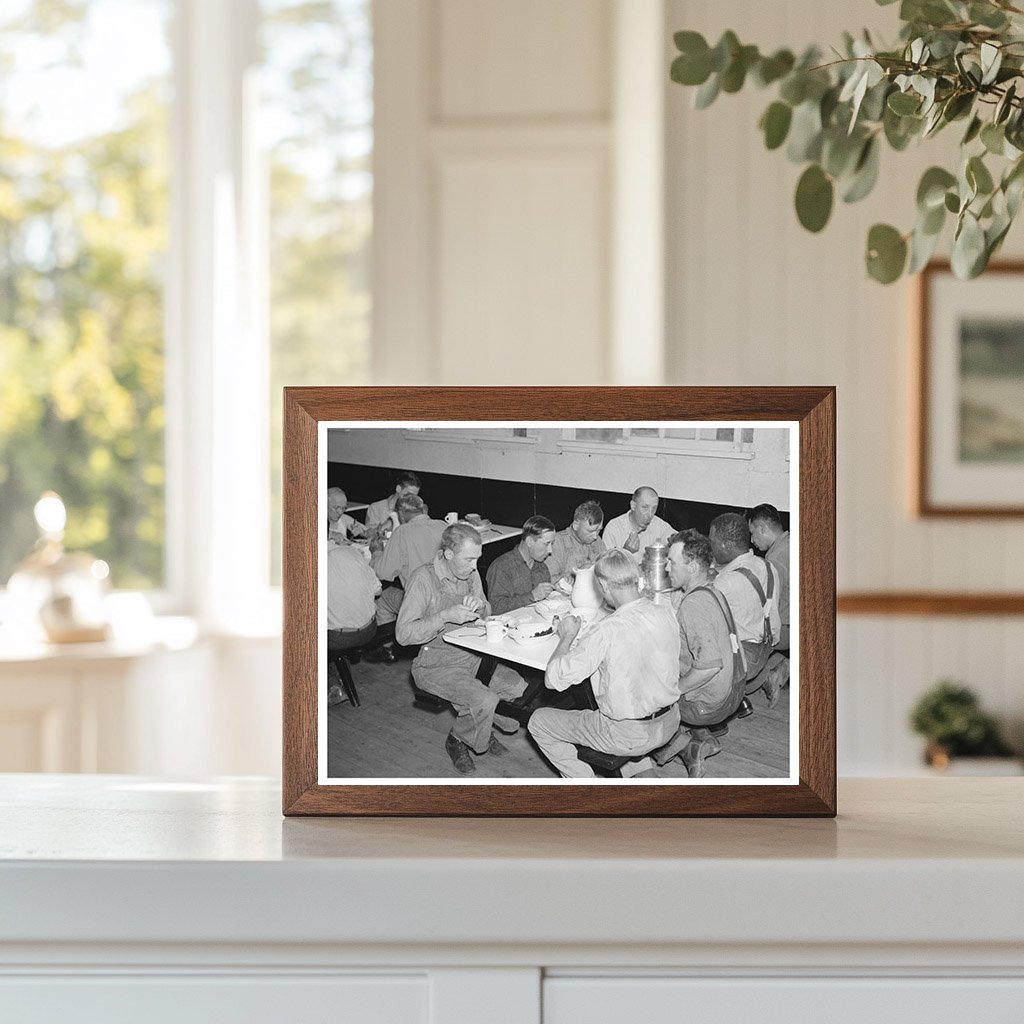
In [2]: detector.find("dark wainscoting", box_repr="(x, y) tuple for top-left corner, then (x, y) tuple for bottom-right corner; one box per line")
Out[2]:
(328, 462), (789, 542)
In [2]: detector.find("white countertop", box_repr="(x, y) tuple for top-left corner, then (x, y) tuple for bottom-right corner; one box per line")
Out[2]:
(1, 776), (1023, 952)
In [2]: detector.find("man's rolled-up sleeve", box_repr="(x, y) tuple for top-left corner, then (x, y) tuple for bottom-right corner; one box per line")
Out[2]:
(545, 628), (607, 692)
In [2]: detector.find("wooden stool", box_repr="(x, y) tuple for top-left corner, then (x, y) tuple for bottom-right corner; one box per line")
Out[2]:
(327, 623), (397, 709)
(574, 745), (645, 778)
(328, 651), (362, 707)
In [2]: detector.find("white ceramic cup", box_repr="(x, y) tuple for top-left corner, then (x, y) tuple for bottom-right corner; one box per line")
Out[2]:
(485, 618), (508, 643)
(445, 511), (458, 524)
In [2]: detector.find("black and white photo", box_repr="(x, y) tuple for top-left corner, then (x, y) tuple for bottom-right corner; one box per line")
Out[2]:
(318, 422), (798, 785)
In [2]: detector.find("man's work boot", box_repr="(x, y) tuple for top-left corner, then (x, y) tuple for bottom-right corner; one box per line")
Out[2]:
(487, 733), (509, 756)
(736, 697), (754, 719)
(681, 734), (722, 779)
(762, 655), (790, 708)
(653, 726), (691, 767)
(445, 731), (476, 775)
(365, 643), (396, 664)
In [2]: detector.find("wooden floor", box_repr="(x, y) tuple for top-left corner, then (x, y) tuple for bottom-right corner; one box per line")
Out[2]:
(326, 657), (791, 780)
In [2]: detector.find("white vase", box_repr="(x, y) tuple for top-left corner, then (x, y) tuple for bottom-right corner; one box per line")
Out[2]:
(570, 565), (601, 611)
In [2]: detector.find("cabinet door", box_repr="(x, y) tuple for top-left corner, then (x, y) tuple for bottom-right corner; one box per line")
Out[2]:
(0, 974), (428, 1024)
(544, 977), (1024, 1023)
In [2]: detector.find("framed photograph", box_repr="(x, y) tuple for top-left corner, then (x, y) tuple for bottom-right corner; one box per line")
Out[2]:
(917, 261), (1024, 517)
(283, 387), (835, 816)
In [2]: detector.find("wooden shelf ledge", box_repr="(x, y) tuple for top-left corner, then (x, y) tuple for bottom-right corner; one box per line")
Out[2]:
(837, 592), (1024, 616)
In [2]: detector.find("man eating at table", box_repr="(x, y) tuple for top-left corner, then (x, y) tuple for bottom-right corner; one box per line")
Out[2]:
(327, 486), (367, 541)
(485, 515), (556, 614)
(527, 549), (682, 778)
(602, 486), (673, 565)
(545, 500), (606, 588)
(397, 523), (527, 775)
(366, 471), (422, 534)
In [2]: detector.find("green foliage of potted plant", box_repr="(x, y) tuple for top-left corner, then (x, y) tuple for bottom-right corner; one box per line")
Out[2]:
(670, 0), (1024, 283)
(909, 679), (1015, 768)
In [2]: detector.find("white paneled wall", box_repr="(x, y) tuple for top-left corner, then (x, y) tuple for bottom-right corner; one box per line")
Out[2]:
(374, 0), (636, 386)
(368, 0), (1023, 774)
(665, 0), (1024, 773)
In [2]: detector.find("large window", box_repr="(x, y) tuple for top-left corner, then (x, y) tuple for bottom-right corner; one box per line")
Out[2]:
(262, 0), (372, 581)
(0, 0), (374, 613)
(0, 0), (172, 589)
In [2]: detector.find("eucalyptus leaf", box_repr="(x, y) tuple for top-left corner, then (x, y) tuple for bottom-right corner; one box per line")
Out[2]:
(694, 73), (721, 109)
(917, 166), (957, 209)
(967, 154), (995, 195)
(951, 211), (986, 278)
(888, 91), (921, 115)
(995, 82), (1017, 124)
(760, 101), (793, 150)
(944, 190), (961, 213)
(671, 33), (713, 87)
(981, 122), (1005, 155)
(822, 128), (864, 178)
(980, 42), (1002, 87)
(860, 79), (892, 122)
(921, 200), (946, 235)
(754, 49), (795, 87)
(1006, 171), (1024, 218)
(942, 92), (974, 122)
(842, 137), (881, 203)
(721, 44), (758, 92)
(779, 73), (807, 106)
(970, 2), (1009, 30)
(908, 221), (942, 273)
(884, 106), (920, 150)
(795, 164), (834, 232)
(787, 100), (824, 162)
(710, 31), (740, 73)
(866, 223), (908, 283)
(962, 115), (983, 145)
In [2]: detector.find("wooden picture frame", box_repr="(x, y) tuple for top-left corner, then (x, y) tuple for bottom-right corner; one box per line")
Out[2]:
(283, 387), (836, 816)
(917, 261), (1024, 517)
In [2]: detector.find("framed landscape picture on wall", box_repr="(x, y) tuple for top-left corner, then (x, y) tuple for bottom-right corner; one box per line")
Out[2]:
(918, 262), (1024, 517)
(282, 387), (836, 817)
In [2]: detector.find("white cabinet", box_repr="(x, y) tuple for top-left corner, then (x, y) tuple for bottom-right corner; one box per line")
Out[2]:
(544, 977), (1024, 1023)
(1, 975), (428, 1024)
(1, 777), (1023, 1023)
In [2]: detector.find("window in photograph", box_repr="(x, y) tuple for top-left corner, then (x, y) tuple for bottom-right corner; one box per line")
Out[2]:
(261, 0), (373, 581)
(0, 0), (172, 589)
(567, 426), (756, 452)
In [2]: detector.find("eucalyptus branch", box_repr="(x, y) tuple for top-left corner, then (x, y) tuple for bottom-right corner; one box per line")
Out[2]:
(669, 4), (1024, 283)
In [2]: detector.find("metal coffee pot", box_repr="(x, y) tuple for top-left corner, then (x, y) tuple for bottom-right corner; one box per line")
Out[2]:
(640, 541), (671, 593)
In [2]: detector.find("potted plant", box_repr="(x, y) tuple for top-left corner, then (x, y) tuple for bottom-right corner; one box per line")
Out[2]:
(909, 679), (1018, 771)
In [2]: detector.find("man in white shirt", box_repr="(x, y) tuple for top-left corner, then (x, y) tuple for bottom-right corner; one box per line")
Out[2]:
(601, 487), (674, 565)
(710, 513), (781, 708)
(326, 540), (384, 704)
(327, 487), (366, 541)
(527, 549), (682, 778)
(365, 471), (422, 534)
(747, 503), (791, 708)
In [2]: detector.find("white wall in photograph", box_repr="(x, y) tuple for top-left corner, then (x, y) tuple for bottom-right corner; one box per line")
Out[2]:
(328, 426), (790, 511)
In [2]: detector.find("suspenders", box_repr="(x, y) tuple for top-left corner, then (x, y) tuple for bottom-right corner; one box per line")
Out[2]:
(734, 564), (776, 647)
